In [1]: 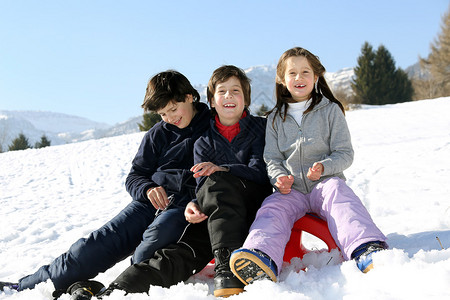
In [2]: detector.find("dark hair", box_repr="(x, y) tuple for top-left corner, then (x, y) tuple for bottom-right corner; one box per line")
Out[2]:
(269, 47), (345, 121)
(142, 70), (200, 112)
(207, 65), (251, 115)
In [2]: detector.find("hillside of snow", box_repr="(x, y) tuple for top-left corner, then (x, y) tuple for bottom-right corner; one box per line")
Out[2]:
(1, 67), (354, 151)
(1, 97), (449, 300)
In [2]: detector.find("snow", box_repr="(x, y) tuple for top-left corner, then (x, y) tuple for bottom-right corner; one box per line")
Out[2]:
(1, 97), (450, 299)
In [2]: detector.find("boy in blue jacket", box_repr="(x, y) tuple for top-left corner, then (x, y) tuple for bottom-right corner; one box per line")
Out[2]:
(81, 65), (272, 299)
(0, 70), (211, 299)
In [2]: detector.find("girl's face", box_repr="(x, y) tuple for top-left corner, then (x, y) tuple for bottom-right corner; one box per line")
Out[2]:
(283, 56), (318, 102)
(157, 95), (196, 128)
(211, 76), (246, 126)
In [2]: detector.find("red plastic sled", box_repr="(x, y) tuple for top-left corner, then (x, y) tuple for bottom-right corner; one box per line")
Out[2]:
(283, 213), (339, 262)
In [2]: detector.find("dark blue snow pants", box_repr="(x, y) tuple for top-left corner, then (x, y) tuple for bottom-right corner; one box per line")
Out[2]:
(18, 199), (188, 291)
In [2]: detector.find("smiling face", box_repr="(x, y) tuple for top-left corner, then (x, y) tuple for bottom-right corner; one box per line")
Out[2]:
(283, 56), (318, 102)
(211, 76), (246, 126)
(156, 95), (196, 128)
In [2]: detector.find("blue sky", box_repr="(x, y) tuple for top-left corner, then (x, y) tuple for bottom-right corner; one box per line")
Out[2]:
(0, 0), (448, 125)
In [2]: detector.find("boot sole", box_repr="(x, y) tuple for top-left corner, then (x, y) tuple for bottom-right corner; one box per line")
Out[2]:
(230, 251), (277, 285)
(213, 287), (244, 298)
(362, 262), (374, 273)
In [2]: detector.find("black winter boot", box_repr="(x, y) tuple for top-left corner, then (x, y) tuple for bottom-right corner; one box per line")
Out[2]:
(95, 283), (127, 299)
(213, 248), (245, 297)
(66, 280), (105, 300)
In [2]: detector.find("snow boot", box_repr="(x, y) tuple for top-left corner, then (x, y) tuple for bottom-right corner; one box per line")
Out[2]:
(230, 248), (278, 285)
(352, 241), (386, 273)
(67, 280), (105, 300)
(95, 283), (124, 299)
(213, 248), (245, 297)
(0, 281), (19, 291)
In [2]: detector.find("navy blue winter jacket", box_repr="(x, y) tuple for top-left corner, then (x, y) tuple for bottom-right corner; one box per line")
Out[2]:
(193, 112), (270, 191)
(126, 102), (211, 205)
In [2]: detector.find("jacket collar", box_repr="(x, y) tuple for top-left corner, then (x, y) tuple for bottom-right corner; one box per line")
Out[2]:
(279, 97), (330, 119)
(162, 102), (210, 132)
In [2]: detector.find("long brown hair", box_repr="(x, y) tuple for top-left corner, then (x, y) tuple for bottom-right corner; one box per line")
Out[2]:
(269, 47), (345, 122)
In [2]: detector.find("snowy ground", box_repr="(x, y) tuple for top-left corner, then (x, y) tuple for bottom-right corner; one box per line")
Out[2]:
(1, 97), (449, 300)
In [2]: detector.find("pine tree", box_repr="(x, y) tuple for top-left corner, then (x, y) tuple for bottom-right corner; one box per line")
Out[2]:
(393, 68), (413, 103)
(420, 6), (450, 97)
(256, 104), (269, 116)
(352, 42), (376, 104)
(35, 135), (51, 148)
(372, 45), (396, 104)
(373, 45), (412, 104)
(352, 42), (412, 105)
(138, 112), (162, 132)
(8, 133), (32, 151)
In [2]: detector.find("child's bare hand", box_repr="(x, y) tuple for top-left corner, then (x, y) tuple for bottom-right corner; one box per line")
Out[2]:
(307, 162), (324, 181)
(146, 186), (169, 210)
(184, 202), (208, 223)
(275, 175), (294, 194)
(190, 162), (227, 178)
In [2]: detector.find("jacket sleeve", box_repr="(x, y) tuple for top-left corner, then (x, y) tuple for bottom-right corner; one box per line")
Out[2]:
(263, 113), (289, 186)
(125, 130), (161, 202)
(318, 104), (354, 176)
(193, 135), (209, 191)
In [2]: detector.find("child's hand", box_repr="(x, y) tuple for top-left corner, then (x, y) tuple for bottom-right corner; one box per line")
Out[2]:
(275, 175), (294, 194)
(184, 202), (208, 223)
(190, 162), (228, 178)
(146, 186), (170, 210)
(307, 162), (324, 181)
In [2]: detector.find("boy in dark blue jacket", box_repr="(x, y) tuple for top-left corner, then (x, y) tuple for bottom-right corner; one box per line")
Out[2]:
(92, 65), (272, 299)
(188, 66), (272, 297)
(0, 70), (210, 298)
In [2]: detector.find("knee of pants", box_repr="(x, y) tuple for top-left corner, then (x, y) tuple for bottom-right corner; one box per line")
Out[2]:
(132, 207), (188, 264)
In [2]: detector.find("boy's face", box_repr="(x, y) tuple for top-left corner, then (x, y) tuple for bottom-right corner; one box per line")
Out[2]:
(211, 76), (246, 126)
(156, 95), (195, 129)
(283, 56), (318, 102)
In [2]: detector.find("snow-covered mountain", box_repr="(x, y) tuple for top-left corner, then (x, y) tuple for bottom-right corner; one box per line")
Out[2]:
(0, 111), (110, 151)
(0, 112), (143, 151)
(405, 61), (431, 80)
(1, 66), (354, 151)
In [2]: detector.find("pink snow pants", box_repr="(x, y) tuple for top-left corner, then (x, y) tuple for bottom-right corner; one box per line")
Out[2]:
(242, 177), (387, 273)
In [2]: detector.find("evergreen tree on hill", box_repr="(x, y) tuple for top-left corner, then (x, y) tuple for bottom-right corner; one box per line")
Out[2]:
(256, 104), (269, 116)
(8, 133), (32, 151)
(352, 42), (376, 104)
(138, 112), (162, 132)
(35, 135), (51, 149)
(393, 68), (414, 103)
(352, 42), (413, 105)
